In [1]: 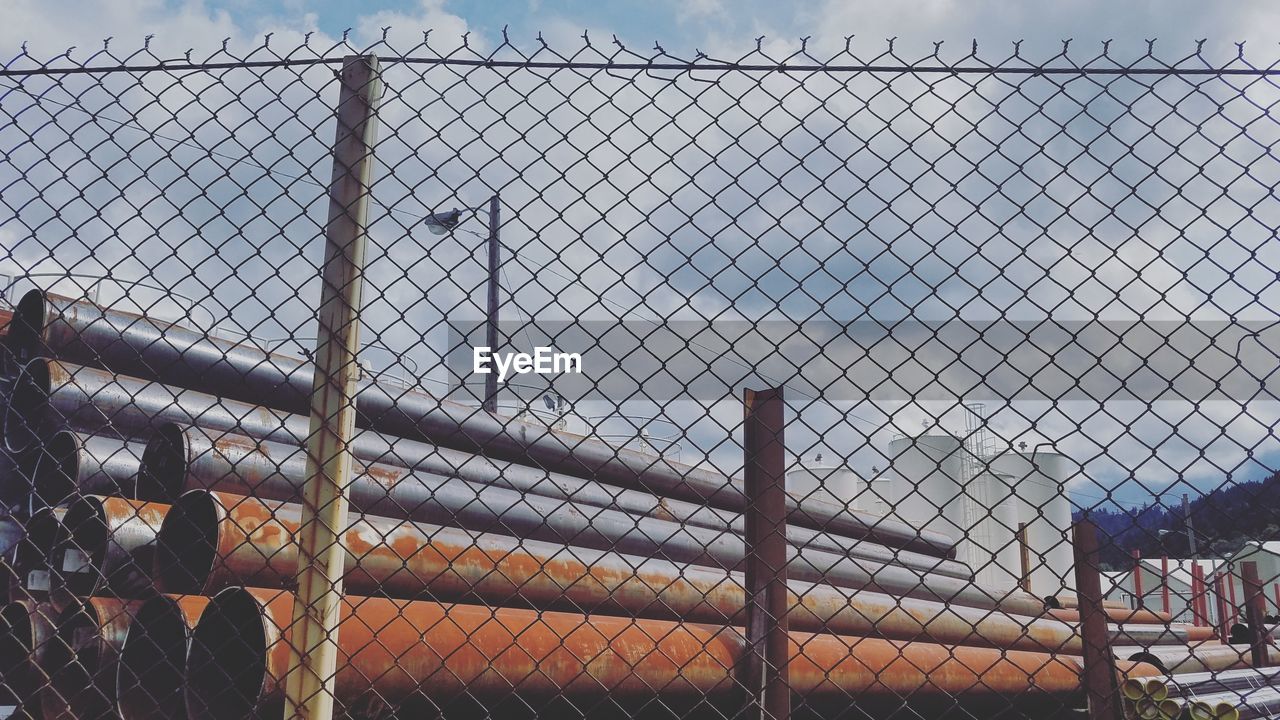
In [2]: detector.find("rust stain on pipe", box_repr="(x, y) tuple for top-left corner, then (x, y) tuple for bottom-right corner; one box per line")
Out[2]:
(156, 491), (1160, 657)
(51, 495), (168, 603)
(186, 587), (1089, 720)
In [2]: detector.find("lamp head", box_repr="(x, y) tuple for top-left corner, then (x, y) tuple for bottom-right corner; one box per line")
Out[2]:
(424, 209), (463, 235)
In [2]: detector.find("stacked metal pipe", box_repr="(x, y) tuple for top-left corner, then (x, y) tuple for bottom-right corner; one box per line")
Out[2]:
(0, 290), (1249, 719)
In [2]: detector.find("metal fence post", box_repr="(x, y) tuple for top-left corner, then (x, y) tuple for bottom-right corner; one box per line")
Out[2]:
(283, 54), (382, 720)
(1241, 561), (1270, 668)
(1190, 562), (1205, 627)
(742, 387), (789, 720)
(1215, 574), (1231, 643)
(1016, 522), (1031, 594)
(1072, 518), (1121, 720)
(1131, 549), (1144, 609)
(1160, 555), (1171, 615)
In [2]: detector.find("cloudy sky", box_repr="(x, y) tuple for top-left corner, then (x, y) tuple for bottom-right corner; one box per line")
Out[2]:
(4, 0), (1280, 516)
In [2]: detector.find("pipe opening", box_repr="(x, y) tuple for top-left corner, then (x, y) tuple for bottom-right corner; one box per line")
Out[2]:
(44, 601), (110, 719)
(138, 424), (187, 503)
(17, 507), (67, 577)
(187, 588), (267, 720)
(57, 496), (109, 597)
(118, 596), (191, 720)
(4, 358), (51, 454)
(0, 602), (36, 693)
(8, 289), (47, 367)
(154, 491), (219, 595)
(32, 431), (80, 509)
(1127, 651), (1169, 675)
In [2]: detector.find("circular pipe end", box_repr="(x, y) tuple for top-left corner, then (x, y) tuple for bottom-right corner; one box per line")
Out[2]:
(43, 599), (109, 720)
(8, 289), (48, 367)
(138, 424), (189, 503)
(154, 490), (221, 595)
(186, 587), (269, 720)
(4, 358), (52, 455)
(32, 431), (81, 510)
(56, 495), (109, 598)
(17, 507), (67, 576)
(0, 602), (38, 695)
(117, 595), (194, 720)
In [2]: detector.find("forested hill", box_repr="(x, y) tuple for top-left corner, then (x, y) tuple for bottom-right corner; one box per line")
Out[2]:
(1075, 470), (1280, 570)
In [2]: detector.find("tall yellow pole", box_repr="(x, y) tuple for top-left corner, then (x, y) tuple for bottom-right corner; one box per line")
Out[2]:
(283, 54), (381, 720)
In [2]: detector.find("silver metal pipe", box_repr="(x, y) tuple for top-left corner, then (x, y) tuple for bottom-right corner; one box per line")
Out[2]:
(29, 430), (142, 510)
(9, 292), (958, 559)
(141, 423), (971, 580)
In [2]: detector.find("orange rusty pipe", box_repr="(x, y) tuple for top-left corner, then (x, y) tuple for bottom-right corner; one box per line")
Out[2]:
(1050, 607), (1176, 625)
(156, 491), (1182, 657)
(50, 495), (168, 604)
(117, 594), (210, 720)
(186, 587), (1095, 720)
(40, 596), (141, 720)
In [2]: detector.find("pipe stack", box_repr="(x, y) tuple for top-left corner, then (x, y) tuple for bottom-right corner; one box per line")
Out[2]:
(0, 290), (1239, 719)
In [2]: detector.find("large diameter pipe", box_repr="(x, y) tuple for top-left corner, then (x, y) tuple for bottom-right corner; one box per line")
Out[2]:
(9, 293), (959, 559)
(143, 424), (972, 580)
(13, 507), (68, 604)
(29, 431), (142, 510)
(51, 495), (168, 602)
(116, 594), (209, 720)
(1155, 667), (1280, 698)
(154, 490), (1190, 655)
(185, 587), (1088, 720)
(0, 600), (57, 706)
(1118, 643), (1280, 674)
(39, 596), (140, 720)
(130, 423), (1037, 616)
(8, 357), (957, 564)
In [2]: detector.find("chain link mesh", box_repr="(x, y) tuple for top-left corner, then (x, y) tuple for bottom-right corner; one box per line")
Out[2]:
(1, 33), (1279, 720)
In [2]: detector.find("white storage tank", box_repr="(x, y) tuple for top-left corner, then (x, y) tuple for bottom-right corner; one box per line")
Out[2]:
(886, 434), (965, 538)
(785, 454), (862, 510)
(989, 446), (1077, 599)
(857, 467), (896, 517)
(966, 471), (1022, 590)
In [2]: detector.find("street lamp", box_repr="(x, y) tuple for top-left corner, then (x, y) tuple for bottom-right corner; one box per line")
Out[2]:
(425, 194), (502, 413)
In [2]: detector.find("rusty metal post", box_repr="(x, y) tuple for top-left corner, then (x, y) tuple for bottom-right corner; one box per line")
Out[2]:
(482, 193), (500, 414)
(1072, 518), (1121, 720)
(1190, 562), (1205, 627)
(742, 387), (789, 720)
(1229, 570), (1239, 625)
(283, 54), (382, 720)
(1215, 574), (1231, 643)
(1016, 522), (1031, 594)
(1161, 555), (1171, 615)
(1131, 549), (1144, 609)
(1241, 561), (1270, 668)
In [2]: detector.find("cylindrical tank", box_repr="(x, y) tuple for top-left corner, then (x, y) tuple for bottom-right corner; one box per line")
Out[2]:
(966, 471), (1021, 591)
(785, 455), (862, 510)
(887, 434), (964, 538)
(856, 472), (896, 517)
(989, 449), (1076, 598)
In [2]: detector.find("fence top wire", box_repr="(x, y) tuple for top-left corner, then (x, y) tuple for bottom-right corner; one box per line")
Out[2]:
(4, 33), (1280, 77)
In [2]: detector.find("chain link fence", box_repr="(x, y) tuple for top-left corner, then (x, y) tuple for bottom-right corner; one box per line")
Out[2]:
(1, 32), (1279, 720)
